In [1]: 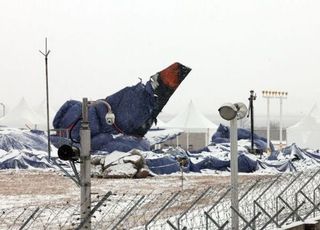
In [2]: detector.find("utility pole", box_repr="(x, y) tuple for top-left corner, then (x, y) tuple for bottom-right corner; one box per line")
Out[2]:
(39, 38), (51, 160)
(218, 102), (248, 230)
(80, 98), (91, 229)
(56, 98), (92, 229)
(248, 90), (256, 154)
(230, 118), (239, 229)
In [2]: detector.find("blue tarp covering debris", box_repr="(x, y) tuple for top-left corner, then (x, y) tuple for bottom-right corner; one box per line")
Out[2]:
(212, 124), (275, 152)
(145, 148), (258, 174)
(52, 62), (191, 153)
(0, 128), (65, 169)
(0, 127), (319, 173)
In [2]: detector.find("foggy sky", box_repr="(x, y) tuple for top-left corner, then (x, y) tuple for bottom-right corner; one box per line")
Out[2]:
(1, 0), (320, 119)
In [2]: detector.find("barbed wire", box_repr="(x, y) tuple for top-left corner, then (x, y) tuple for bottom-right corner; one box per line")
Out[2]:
(3, 168), (320, 229)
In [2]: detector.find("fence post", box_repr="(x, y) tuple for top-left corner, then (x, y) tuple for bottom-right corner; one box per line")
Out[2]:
(76, 192), (112, 230)
(145, 192), (181, 230)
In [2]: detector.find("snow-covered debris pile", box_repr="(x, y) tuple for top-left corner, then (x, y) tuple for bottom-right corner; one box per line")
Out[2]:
(144, 128), (183, 146)
(0, 128), (63, 170)
(212, 124), (275, 153)
(265, 143), (320, 172)
(91, 149), (152, 178)
(0, 128), (48, 152)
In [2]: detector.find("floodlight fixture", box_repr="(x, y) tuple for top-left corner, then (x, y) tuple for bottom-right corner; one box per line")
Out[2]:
(218, 103), (248, 121)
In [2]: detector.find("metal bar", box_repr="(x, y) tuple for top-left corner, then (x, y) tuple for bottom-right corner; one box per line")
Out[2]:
(254, 201), (283, 227)
(204, 211), (228, 229)
(177, 187), (211, 229)
(242, 212), (262, 230)
(167, 220), (179, 230)
(19, 207), (40, 230)
(230, 206), (251, 229)
(300, 191), (320, 212)
(111, 195), (145, 230)
(260, 207), (285, 230)
(10, 208), (28, 230)
(279, 201), (305, 226)
(179, 187), (211, 220)
(256, 174), (282, 201)
(312, 185), (320, 217)
(297, 169), (320, 194)
(278, 172), (302, 197)
(145, 192), (181, 230)
(207, 188), (231, 213)
(70, 160), (81, 184)
(239, 180), (260, 202)
(302, 200), (320, 221)
(76, 191), (112, 230)
(51, 158), (80, 186)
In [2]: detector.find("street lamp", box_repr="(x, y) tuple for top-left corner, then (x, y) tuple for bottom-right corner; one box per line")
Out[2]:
(262, 90), (288, 151)
(218, 102), (248, 230)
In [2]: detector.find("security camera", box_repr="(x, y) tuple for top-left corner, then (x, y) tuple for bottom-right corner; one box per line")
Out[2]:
(58, 144), (80, 161)
(105, 112), (115, 125)
(95, 99), (116, 125)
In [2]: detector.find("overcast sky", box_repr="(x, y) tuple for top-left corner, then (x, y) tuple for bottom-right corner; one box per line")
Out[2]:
(1, 0), (320, 119)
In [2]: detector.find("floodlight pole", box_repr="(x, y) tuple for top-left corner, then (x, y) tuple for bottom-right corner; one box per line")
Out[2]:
(230, 118), (239, 230)
(80, 98), (91, 230)
(39, 38), (51, 160)
(263, 91), (287, 151)
(248, 90), (256, 153)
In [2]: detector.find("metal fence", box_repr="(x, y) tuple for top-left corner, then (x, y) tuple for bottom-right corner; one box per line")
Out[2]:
(3, 168), (320, 229)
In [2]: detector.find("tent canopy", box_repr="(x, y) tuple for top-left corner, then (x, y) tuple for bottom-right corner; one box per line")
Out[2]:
(166, 100), (218, 131)
(35, 100), (57, 130)
(0, 98), (45, 129)
(287, 104), (320, 149)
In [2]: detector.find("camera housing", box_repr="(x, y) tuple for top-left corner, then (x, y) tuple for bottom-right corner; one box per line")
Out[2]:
(105, 112), (115, 125)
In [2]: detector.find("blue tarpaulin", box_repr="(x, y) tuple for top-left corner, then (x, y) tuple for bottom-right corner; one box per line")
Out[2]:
(52, 63), (191, 153)
(212, 124), (275, 152)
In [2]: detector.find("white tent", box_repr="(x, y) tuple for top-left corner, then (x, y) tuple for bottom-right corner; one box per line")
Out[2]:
(287, 104), (320, 149)
(35, 100), (57, 130)
(166, 100), (218, 147)
(0, 98), (45, 129)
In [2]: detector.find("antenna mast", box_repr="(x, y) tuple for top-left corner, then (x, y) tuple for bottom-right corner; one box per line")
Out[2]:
(39, 38), (51, 160)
